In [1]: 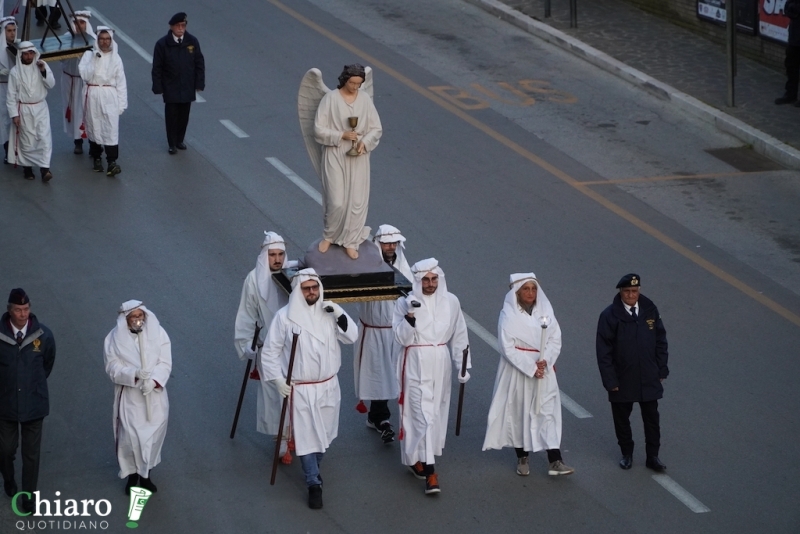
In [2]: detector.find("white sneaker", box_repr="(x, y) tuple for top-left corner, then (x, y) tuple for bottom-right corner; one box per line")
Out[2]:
(548, 460), (575, 476)
(516, 456), (530, 476)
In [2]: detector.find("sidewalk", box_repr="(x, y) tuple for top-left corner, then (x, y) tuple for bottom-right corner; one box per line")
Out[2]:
(466, 0), (800, 168)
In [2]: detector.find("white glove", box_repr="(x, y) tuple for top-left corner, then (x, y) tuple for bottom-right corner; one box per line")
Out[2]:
(271, 378), (292, 398)
(405, 295), (421, 313)
(0, 68), (9, 76)
(322, 300), (344, 316)
(457, 371), (471, 384)
(243, 346), (258, 361)
(135, 369), (151, 380)
(141, 378), (156, 395)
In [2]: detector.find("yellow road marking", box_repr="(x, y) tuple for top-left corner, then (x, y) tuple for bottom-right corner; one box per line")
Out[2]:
(268, 0), (800, 328)
(580, 171), (756, 185)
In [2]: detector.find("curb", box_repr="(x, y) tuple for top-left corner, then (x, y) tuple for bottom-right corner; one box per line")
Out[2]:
(464, 0), (800, 170)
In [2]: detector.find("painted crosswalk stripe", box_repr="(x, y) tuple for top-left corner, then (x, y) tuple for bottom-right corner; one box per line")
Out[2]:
(220, 120), (249, 138)
(652, 474), (711, 513)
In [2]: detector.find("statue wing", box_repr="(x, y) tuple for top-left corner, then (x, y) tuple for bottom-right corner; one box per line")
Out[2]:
(362, 66), (374, 100)
(298, 68), (331, 179)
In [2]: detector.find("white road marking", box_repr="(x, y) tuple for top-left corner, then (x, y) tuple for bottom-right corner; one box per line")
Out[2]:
(264, 157), (593, 419)
(266, 157), (323, 205)
(652, 474), (711, 513)
(88, 7), (153, 63)
(89, 6), (206, 104)
(220, 120), (249, 138)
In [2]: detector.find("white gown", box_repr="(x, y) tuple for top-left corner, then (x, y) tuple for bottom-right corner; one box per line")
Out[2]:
(6, 60), (54, 167)
(0, 44), (15, 145)
(260, 307), (357, 456)
(393, 293), (469, 466)
(78, 48), (126, 145)
(104, 317), (171, 479)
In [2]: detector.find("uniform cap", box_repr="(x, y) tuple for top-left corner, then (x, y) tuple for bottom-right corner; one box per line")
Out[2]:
(616, 273), (641, 289)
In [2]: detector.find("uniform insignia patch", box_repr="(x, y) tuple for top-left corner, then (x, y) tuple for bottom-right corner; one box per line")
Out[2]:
(646, 319), (655, 330)
(187, 45), (194, 53)
(32, 338), (41, 352)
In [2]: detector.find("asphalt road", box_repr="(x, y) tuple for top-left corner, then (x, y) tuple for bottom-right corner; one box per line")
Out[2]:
(1, 0), (799, 533)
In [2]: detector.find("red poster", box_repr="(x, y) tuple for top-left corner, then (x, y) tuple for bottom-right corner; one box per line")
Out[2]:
(760, 0), (790, 42)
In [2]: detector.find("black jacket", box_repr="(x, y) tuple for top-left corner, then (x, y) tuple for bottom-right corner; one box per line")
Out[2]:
(787, 0), (800, 46)
(596, 293), (668, 403)
(0, 313), (56, 422)
(151, 31), (205, 103)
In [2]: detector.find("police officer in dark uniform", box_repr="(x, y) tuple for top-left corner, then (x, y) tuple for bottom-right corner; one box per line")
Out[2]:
(0, 288), (56, 513)
(596, 274), (669, 472)
(151, 12), (205, 154)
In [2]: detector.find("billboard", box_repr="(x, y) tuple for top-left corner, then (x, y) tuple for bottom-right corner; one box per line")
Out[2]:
(759, 0), (790, 42)
(698, 0), (759, 33)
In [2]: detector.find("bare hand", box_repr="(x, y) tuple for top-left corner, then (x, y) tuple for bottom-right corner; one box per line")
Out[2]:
(534, 369), (544, 379)
(611, 387), (619, 391)
(12, 116), (20, 127)
(342, 131), (358, 141)
(356, 141), (366, 155)
(660, 378), (664, 382)
(536, 360), (547, 371)
(37, 60), (45, 72)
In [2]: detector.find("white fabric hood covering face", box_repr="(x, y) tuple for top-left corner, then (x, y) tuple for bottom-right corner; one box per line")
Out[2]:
(94, 26), (117, 54)
(16, 41), (42, 93)
(287, 268), (327, 342)
(410, 258), (451, 343)
(70, 11), (96, 39)
(256, 231), (286, 310)
(108, 301), (163, 365)
(501, 273), (556, 347)
(373, 224), (412, 280)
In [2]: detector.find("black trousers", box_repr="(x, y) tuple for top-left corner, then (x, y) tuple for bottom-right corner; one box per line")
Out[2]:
(515, 447), (562, 463)
(35, 6), (61, 22)
(611, 400), (660, 458)
(0, 418), (44, 494)
(785, 45), (800, 98)
(367, 400), (391, 425)
(89, 141), (119, 161)
(164, 102), (192, 148)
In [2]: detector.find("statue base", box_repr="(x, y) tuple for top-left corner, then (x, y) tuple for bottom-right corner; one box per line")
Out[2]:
(271, 239), (412, 303)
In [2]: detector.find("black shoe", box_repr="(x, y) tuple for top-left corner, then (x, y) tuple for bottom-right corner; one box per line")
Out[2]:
(408, 461), (426, 480)
(176, 142), (187, 150)
(139, 476), (157, 493)
(73, 140), (83, 154)
(646, 456), (666, 472)
(168, 146), (177, 155)
(619, 455), (633, 470)
(106, 161), (121, 177)
(23, 167), (34, 181)
(308, 484), (323, 509)
(775, 93), (797, 105)
(125, 474), (139, 495)
(93, 158), (104, 172)
(41, 168), (53, 182)
(50, 22), (62, 30)
(3, 478), (17, 497)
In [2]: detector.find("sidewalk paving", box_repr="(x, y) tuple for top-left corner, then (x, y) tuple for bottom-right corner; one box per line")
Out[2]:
(467, 0), (800, 166)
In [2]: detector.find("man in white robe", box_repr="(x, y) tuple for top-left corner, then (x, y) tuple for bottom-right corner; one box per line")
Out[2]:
(79, 26), (126, 177)
(314, 63), (382, 259)
(0, 16), (17, 163)
(261, 269), (357, 509)
(393, 258), (470, 495)
(354, 224), (413, 443)
(60, 10), (93, 155)
(482, 273), (575, 477)
(104, 300), (171, 495)
(6, 41), (54, 181)
(234, 231), (292, 452)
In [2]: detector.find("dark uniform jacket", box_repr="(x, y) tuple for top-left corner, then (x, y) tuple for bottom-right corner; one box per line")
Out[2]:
(151, 31), (205, 103)
(0, 313), (56, 422)
(596, 293), (668, 403)
(787, 0), (800, 47)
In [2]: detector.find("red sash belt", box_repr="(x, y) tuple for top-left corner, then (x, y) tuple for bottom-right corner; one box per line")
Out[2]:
(515, 346), (539, 352)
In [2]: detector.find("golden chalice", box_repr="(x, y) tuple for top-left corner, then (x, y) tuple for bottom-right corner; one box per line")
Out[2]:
(346, 116), (360, 157)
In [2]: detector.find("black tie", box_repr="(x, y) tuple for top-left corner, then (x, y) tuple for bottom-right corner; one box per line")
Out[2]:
(15, 331), (23, 344)
(177, 38), (182, 45)
(631, 307), (637, 319)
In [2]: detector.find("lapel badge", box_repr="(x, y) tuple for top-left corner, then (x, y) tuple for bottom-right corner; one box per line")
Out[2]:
(32, 338), (41, 352)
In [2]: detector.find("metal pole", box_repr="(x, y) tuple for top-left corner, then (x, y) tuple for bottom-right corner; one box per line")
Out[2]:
(545, 0), (551, 18)
(570, 0), (578, 29)
(726, 0), (736, 106)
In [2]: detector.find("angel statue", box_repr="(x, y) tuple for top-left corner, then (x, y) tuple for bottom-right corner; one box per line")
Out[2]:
(298, 64), (383, 260)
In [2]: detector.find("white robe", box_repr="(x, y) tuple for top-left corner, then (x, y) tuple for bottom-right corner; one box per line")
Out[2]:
(60, 56), (84, 139)
(260, 306), (357, 456)
(234, 269), (288, 435)
(78, 49), (126, 146)
(313, 89), (382, 249)
(104, 319), (171, 479)
(355, 254), (412, 401)
(393, 293), (470, 466)
(0, 44), (15, 145)
(6, 61), (54, 167)
(483, 302), (563, 453)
